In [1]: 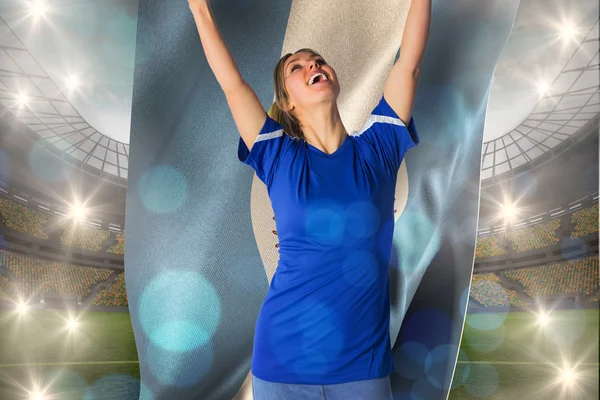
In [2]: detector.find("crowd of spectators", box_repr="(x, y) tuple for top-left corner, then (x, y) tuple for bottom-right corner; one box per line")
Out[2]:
(475, 235), (508, 258)
(90, 273), (128, 307)
(0, 274), (18, 301)
(0, 250), (113, 297)
(0, 197), (49, 240)
(57, 218), (111, 252)
(468, 273), (527, 307)
(507, 218), (561, 253)
(106, 233), (125, 255)
(570, 204), (599, 239)
(504, 256), (599, 298)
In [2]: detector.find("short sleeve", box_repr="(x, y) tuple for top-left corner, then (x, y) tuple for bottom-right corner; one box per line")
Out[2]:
(354, 95), (420, 174)
(238, 114), (291, 186)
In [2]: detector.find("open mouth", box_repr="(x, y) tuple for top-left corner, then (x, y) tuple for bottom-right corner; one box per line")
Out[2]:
(308, 72), (329, 85)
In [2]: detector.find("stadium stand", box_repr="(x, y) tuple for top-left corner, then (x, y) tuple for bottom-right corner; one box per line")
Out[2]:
(0, 197), (49, 240)
(57, 217), (111, 252)
(504, 256), (599, 298)
(570, 204), (599, 239)
(106, 233), (125, 255)
(0, 274), (18, 302)
(91, 273), (128, 307)
(506, 218), (561, 253)
(0, 250), (113, 297)
(475, 234), (508, 258)
(469, 273), (528, 307)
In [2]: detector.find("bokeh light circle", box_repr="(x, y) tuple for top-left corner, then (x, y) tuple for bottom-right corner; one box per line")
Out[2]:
(465, 280), (510, 330)
(42, 369), (88, 400)
(394, 341), (429, 379)
(401, 308), (453, 349)
(424, 344), (459, 390)
(137, 165), (188, 213)
(146, 341), (214, 388)
(466, 310), (509, 331)
(344, 201), (381, 239)
(464, 323), (506, 353)
(464, 363), (499, 397)
(304, 203), (345, 243)
(140, 270), (221, 352)
(451, 348), (471, 390)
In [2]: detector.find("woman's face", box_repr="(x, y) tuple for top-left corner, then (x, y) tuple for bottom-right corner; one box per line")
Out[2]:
(282, 52), (340, 113)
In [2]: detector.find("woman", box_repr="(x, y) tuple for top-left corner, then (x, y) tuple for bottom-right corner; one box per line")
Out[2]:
(188, 1), (431, 399)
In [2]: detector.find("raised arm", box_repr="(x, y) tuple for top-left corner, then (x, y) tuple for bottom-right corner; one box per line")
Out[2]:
(188, 0), (267, 151)
(383, 0), (431, 125)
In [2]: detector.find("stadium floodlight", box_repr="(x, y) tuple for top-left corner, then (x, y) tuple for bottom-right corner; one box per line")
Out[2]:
(67, 318), (79, 332)
(559, 365), (578, 386)
(70, 204), (88, 221)
(66, 74), (80, 91)
(16, 93), (29, 108)
(27, 0), (49, 21)
(28, 387), (45, 400)
(536, 310), (550, 327)
(17, 301), (29, 315)
(559, 20), (578, 43)
(502, 202), (518, 223)
(536, 80), (551, 97)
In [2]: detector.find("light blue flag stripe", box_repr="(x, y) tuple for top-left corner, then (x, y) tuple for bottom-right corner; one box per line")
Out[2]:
(127, 1), (294, 398)
(389, 0), (520, 397)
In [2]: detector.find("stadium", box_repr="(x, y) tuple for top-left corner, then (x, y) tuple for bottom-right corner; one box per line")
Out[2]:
(0, 0), (598, 399)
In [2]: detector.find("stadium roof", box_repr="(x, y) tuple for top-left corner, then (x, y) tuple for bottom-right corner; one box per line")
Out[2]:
(0, 18), (130, 182)
(481, 19), (599, 182)
(0, 4), (597, 185)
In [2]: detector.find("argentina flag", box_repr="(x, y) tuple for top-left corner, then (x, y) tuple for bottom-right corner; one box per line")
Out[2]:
(125, 0), (520, 398)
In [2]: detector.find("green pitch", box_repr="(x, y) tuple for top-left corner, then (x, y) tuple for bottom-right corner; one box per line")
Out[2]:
(0, 309), (140, 399)
(449, 309), (599, 400)
(0, 308), (597, 399)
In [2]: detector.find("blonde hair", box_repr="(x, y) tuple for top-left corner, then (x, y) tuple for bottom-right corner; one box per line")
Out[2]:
(267, 48), (323, 140)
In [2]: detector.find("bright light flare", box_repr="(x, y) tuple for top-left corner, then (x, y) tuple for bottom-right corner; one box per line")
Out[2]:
(65, 74), (80, 91)
(501, 202), (519, 223)
(16, 301), (29, 315)
(536, 310), (550, 327)
(536, 80), (551, 97)
(70, 204), (88, 221)
(16, 93), (29, 107)
(558, 20), (579, 43)
(27, 1), (49, 21)
(558, 365), (579, 387)
(28, 387), (46, 400)
(67, 318), (79, 332)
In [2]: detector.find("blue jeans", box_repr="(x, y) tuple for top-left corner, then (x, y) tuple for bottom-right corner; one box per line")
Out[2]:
(252, 375), (393, 400)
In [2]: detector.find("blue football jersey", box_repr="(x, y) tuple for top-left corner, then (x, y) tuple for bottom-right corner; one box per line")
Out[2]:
(238, 95), (419, 384)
